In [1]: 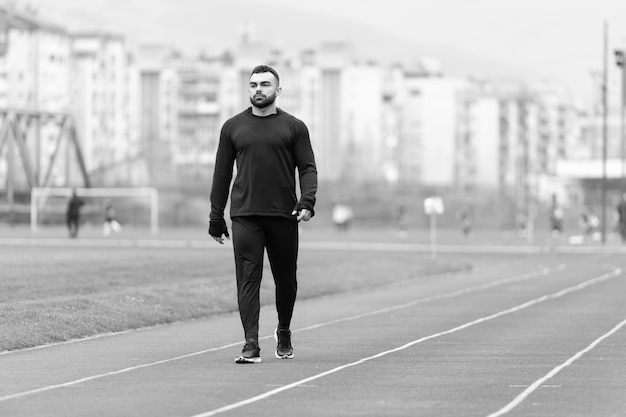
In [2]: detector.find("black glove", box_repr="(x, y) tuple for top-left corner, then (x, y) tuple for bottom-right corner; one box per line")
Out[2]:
(292, 202), (315, 217)
(208, 218), (229, 238)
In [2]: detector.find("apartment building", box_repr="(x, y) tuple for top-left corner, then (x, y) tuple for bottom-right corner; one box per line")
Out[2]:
(0, 6), (72, 188)
(456, 87), (500, 191)
(393, 67), (471, 188)
(70, 32), (141, 185)
(134, 45), (178, 187)
(0, 6), (70, 110)
(172, 56), (238, 180)
(135, 46), (242, 186)
(489, 82), (587, 226)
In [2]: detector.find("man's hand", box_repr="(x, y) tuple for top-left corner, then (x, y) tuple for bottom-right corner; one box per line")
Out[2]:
(208, 219), (229, 244)
(291, 208), (312, 222)
(212, 234), (228, 244)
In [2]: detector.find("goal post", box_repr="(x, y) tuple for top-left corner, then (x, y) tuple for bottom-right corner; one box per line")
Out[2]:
(30, 187), (159, 235)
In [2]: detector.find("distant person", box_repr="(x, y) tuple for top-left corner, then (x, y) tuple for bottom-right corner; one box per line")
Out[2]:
(578, 212), (591, 236)
(66, 189), (84, 238)
(516, 212), (528, 238)
(394, 205), (408, 240)
(102, 199), (122, 237)
(586, 209), (601, 241)
(332, 203), (353, 232)
(549, 205), (564, 238)
(456, 206), (472, 237)
(209, 65), (318, 364)
(617, 193), (626, 242)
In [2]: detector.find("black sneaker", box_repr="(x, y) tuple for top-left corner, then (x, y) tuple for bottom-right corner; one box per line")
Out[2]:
(274, 328), (294, 359)
(235, 341), (261, 364)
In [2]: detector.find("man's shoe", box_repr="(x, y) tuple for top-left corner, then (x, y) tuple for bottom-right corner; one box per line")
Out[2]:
(235, 341), (261, 364)
(275, 328), (294, 359)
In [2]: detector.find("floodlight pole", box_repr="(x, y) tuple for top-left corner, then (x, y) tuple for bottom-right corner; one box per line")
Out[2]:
(623, 60), (626, 190)
(616, 48), (626, 191)
(601, 22), (609, 244)
(151, 188), (159, 235)
(430, 212), (437, 259)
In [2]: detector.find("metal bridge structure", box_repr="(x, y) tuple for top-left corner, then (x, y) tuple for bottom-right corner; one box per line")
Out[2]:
(0, 108), (91, 218)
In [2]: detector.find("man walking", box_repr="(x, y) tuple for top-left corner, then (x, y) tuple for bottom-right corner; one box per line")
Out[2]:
(209, 65), (318, 364)
(66, 188), (84, 238)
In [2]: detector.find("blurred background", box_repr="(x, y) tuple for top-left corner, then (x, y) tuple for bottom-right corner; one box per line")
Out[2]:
(1, 0), (626, 239)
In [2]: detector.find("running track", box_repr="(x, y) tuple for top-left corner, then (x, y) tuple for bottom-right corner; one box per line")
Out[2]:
(1, 243), (625, 416)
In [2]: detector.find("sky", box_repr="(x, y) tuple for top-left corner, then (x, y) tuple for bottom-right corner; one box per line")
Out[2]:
(254, 0), (626, 103)
(254, 0), (626, 105)
(20, 0), (626, 104)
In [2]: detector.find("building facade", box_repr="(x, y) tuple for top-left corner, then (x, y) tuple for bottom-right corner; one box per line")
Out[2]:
(70, 32), (141, 185)
(0, 5), (599, 233)
(0, 6), (73, 189)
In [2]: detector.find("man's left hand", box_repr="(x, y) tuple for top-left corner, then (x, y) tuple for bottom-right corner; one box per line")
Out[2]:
(292, 208), (312, 222)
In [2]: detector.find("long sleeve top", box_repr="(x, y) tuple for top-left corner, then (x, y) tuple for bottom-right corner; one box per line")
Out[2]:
(210, 108), (318, 221)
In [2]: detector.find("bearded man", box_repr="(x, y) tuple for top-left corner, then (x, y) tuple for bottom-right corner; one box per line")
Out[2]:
(208, 65), (318, 364)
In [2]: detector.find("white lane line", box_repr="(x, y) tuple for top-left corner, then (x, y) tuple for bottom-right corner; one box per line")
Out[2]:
(189, 266), (621, 417)
(297, 265), (563, 332)
(0, 264), (566, 402)
(0, 263), (560, 359)
(0, 343), (245, 402)
(487, 316), (626, 417)
(0, 328), (142, 357)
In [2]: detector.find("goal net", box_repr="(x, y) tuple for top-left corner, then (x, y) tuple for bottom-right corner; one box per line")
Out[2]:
(30, 187), (159, 235)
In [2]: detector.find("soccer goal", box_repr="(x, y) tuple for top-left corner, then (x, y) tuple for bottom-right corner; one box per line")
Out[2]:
(30, 187), (159, 235)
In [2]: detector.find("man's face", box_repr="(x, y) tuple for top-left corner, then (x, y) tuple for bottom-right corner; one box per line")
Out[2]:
(249, 72), (281, 108)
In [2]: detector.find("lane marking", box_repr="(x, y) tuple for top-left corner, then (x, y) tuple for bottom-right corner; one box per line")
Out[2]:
(0, 328), (141, 357)
(0, 263), (561, 359)
(188, 266), (622, 417)
(0, 342), (239, 402)
(0, 264), (572, 403)
(296, 265), (563, 332)
(487, 316), (626, 417)
(0, 254), (560, 358)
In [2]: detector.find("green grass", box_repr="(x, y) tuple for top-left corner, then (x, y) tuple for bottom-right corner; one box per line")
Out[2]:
(0, 244), (467, 352)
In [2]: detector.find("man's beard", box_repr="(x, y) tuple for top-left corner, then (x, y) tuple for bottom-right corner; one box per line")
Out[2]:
(250, 93), (276, 109)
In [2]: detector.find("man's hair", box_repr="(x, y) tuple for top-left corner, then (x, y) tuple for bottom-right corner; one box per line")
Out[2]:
(251, 65), (280, 85)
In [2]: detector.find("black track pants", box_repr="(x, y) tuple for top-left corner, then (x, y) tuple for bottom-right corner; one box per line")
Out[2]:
(231, 216), (299, 342)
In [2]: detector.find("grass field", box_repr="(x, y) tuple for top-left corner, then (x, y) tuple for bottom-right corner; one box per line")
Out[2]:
(0, 242), (467, 352)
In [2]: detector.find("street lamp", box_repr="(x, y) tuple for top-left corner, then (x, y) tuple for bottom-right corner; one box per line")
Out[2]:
(615, 48), (626, 190)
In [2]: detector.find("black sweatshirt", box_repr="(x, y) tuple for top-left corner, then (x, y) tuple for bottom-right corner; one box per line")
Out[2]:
(210, 108), (318, 222)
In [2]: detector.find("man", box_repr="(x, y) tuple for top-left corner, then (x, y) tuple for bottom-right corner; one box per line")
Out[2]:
(209, 65), (318, 364)
(549, 205), (563, 238)
(617, 193), (626, 242)
(102, 199), (122, 237)
(456, 206), (472, 238)
(66, 188), (84, 238)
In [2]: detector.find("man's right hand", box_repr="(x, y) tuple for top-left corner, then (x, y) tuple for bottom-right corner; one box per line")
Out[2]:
(208, 219), (230, 244)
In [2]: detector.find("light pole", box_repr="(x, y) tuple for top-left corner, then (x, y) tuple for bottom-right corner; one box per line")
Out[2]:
(615, 48), (626, 191)
(601, 22), (608, 244)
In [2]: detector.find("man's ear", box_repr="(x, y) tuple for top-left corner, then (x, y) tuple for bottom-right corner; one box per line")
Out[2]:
(276, 86), (282, 97)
